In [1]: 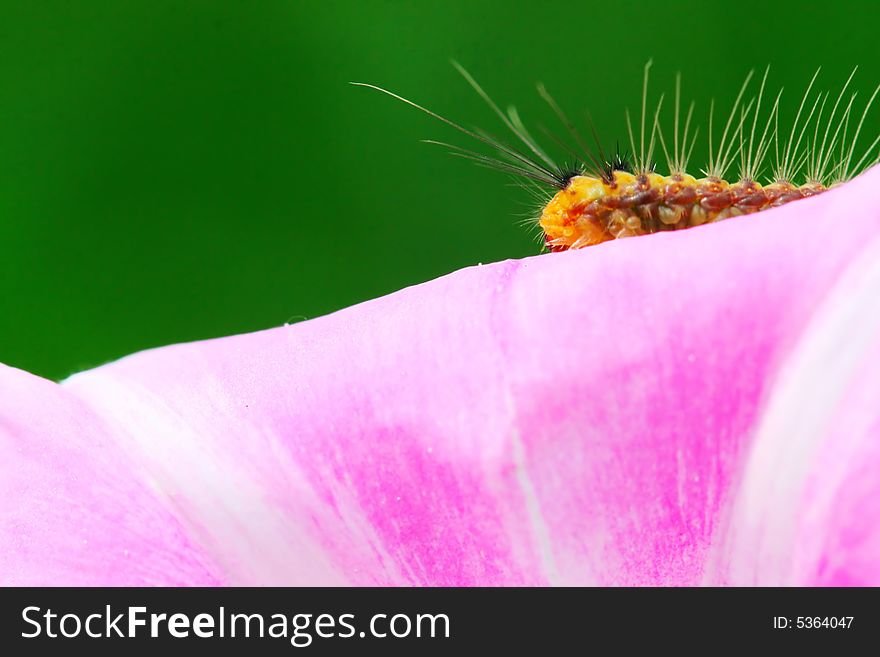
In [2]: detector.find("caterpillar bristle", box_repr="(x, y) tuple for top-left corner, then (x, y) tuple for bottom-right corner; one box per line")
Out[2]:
(739, 67), (782, 183)
(838, 81), (880, 182)
(774, 68), (822, 184)
(354, 62), (880, 251)
(703, 70), (755, 179)
(808, 68), (858, 184)
(349, 80), (569, 188)
(536, 83), (596, 174)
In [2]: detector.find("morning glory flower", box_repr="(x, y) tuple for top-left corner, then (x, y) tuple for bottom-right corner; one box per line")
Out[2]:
(2, 167), (879, 586)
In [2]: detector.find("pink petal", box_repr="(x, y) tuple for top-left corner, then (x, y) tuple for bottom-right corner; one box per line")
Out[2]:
(0, 364), (221, 585)
(712, 244), (880, 585)
(3, 167), (880, 586)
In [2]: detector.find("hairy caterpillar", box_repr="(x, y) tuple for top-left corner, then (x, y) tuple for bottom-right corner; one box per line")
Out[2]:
(354, 63), (880, 251)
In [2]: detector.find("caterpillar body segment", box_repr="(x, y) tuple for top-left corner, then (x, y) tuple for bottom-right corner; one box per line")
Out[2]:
(540, 172), (827, 250)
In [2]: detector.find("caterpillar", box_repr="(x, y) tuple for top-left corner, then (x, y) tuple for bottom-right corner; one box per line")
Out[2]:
(354, 62), (880, 251)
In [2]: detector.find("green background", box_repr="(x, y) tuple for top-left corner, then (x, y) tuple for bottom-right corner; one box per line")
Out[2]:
(2, 0), (878, 380)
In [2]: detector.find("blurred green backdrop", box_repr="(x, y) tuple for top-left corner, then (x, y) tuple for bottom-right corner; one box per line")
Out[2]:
(2, 0), (878, 380)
